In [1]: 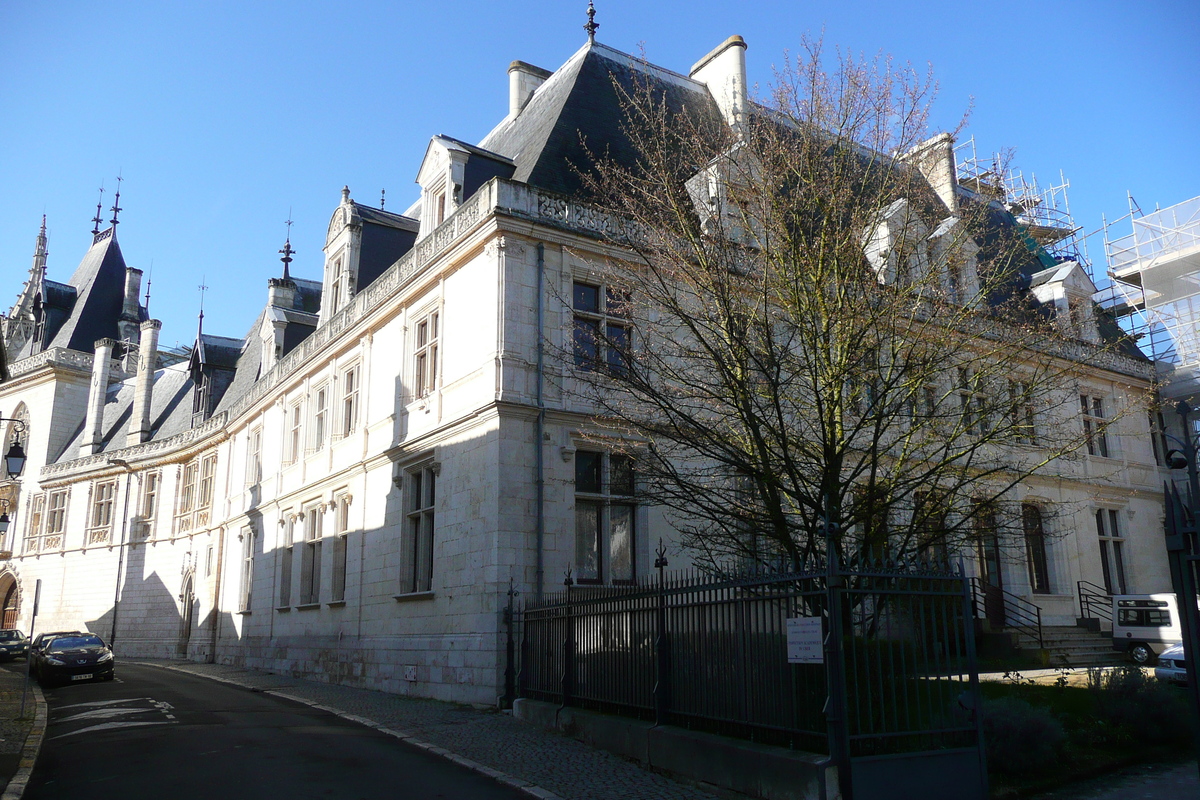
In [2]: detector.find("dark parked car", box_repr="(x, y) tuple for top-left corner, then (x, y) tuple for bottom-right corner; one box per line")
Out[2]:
(0, 630), (28, 661)
(33, 634), (115, 686)
(29, 630), (82, 658)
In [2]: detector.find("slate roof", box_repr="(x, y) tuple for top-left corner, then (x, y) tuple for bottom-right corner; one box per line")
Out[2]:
(46, 229), (143, 353)
(479, 42), (723, 198)
(56, 362), (194, 461)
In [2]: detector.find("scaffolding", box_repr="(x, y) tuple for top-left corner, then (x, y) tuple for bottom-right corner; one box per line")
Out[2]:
(1105, 195), (1200, 398)
(954, 137), (1089, 269)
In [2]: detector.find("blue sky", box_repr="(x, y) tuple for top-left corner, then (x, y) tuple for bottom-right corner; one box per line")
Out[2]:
(2, 1), (1197, 350)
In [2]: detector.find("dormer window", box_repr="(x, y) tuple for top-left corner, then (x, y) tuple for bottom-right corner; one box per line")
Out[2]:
(415, 135), (515, 240)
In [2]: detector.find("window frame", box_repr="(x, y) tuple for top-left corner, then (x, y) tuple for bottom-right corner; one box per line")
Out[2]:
(331, 495), (351, 603)
(44, 489), (68, 551)
(299, 503), (324, 606)
(286, 400), (303, 464)
(1095, 508), (1128, 595)
(1081, 394), (1110, 457)
(246, 427), (263, 485)
(412, 309), (440, 400)
(572, 281), (631, 375)
(277, 514), (296, 609)
(138, 470), (161, 539)
(400, 462), (437, 595)
(311, 383), (329, 452)
(573, 449), (637, 585)
(88, 479), (118, 545)
(1022, 503), (1051, 594)
(340, 364), (360, 438)
(239, 526), (254, 613)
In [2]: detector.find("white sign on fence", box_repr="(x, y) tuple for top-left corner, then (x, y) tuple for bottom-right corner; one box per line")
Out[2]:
(786, 616), (824, 664)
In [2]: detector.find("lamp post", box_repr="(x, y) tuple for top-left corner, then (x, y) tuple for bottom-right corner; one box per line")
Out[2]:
(1161, 400), (1200, 780)
(0, 418), (27, 479)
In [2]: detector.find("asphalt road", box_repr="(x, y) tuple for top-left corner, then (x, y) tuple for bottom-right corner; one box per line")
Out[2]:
(23, 662), (529, 800)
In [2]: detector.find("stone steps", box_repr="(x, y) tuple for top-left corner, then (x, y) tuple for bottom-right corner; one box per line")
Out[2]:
(1008, 625), (1123, 668)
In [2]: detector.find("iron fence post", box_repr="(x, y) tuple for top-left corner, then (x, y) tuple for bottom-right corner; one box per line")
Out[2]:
(822, 495), (854, 800)
(653, 540), (670, 726)
(561, 568), (575, 709)
(503, 577), (518, 707)
(958, 559), (991, 798)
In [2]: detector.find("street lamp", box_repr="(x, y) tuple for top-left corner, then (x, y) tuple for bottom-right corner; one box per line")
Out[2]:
(1160, 400), (1200, 781)
(0, 418), (27, 479)
(0, 499), (9, 535)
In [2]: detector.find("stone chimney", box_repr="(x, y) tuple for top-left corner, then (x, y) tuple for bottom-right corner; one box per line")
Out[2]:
(268, 276), (297, 310)
(118, 267), (144, 347)
(126, 320), (161, 447)
(508, 61), (552, 119)
(689, 35), (748, 136)
(905, 133), (959, 214)
(81, 338), (116, 456)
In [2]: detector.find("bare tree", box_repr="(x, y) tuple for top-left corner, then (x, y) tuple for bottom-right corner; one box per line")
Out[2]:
(566, 38), (1145, 573)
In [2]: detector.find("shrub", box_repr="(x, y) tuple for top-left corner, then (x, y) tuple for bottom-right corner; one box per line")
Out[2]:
(982, 696), (1066, 774)
(1087, 666), (1193, 746)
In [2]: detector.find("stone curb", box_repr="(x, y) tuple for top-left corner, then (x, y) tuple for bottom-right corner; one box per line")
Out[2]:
(2, 681), (47, 800)
(142, 663), (566, 800)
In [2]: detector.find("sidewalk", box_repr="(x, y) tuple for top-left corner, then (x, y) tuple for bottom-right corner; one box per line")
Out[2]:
(133, 659), (727, 800)
(0, 664), (45, 800)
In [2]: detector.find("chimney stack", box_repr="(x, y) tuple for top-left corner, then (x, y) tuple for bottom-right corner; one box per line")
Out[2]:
(127, 320), (161, 447)
(904, 133), (960, 215)
(508, 61), (552, 119)
(82, 338), (116, 456)
(690, 35), (748, 136)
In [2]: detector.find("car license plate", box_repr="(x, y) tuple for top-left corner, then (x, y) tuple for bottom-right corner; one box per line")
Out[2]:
(71, 673), (93, 681)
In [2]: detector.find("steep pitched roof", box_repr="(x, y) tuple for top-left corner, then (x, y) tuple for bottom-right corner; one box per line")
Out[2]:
(479, 42), (723, 198)
(44, 229), (139, 353)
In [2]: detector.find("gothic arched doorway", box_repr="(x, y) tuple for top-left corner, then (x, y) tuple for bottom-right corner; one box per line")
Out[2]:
(0, 573), (19, 629)
(177, 572), (195, 658)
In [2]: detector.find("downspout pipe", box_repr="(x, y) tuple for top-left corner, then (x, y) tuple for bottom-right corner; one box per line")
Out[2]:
(536, 242), (546, 601)
(109, 459), (134, 647)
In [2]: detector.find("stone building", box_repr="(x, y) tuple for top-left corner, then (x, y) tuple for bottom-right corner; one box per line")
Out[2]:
(0, 29), (1176, 702)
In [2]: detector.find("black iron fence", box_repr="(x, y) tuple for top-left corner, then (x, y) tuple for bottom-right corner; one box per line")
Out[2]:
(511, 561), (983, 759)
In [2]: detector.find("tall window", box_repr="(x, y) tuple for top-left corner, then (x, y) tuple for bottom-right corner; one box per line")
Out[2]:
(573, 282), (630, 373)
(312, 384), (329, 450)
(1081, 395), (1109, 457)
(331, 496), (351, 602)
(286, 401), (303, 463)
(88, 480), (118, 545)
(24, 494), (45, 554)
(247, 428), (263, 485)
(197, 454), (217, 511)
(44, 490), (68, 551)
(413, 311), (440, 398)
(574, 451), (636, 584)
(239, 526), (254, 612)
(1008, 380), (1036, 444)
(176, 461), (198, 533)
(402, 463), (436, 594)
(341, 365), (360, 437)
(957, 368), (989, 437)
(1022, 504), (1051, 593)
(139, 471), (161, 539)
(913, 491), (947, 563)
(1095, 508), (1127, 595)
(329, 257), (345, 314)
(300, 505), (323, 605)
(278, 515), (296, 608)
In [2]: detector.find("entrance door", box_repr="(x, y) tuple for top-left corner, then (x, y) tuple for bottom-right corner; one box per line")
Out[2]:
(177, 574), (194, 657)
(0, 577), (17, 629)
(978, 535), (1006, 628)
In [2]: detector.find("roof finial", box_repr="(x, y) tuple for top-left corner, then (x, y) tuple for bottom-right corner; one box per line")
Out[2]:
(91, 183), (105, 235)
(280, 212), (295, 281)
(109, 174), (123, 229)
(197, 276), (208, 335)
(341, 185), (351, 204)
(584, 1), (599, 43)
(380, 188), (386, 209)
(144, 260), (153, 314)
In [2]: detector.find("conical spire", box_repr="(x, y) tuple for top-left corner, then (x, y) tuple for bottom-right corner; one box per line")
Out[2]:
(32, 215), (48, 277)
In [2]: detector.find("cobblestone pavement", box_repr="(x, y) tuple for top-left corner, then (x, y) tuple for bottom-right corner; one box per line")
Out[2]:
(1031, 761), (1198, 800)
(133, 660), (725, 800)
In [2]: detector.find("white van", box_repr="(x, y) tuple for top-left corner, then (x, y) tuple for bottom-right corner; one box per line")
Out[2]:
(1111, 594), (1181, 665)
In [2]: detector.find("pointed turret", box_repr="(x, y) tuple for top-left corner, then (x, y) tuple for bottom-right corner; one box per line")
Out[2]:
(32, 215), (47, 276)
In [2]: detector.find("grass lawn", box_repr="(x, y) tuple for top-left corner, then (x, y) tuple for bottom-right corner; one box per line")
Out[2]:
(980, 675), (1193, 798)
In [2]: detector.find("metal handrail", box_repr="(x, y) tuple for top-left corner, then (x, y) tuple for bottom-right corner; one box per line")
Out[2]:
(1077, 580), (1112, 624)
(970, 577), (1044, 649)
